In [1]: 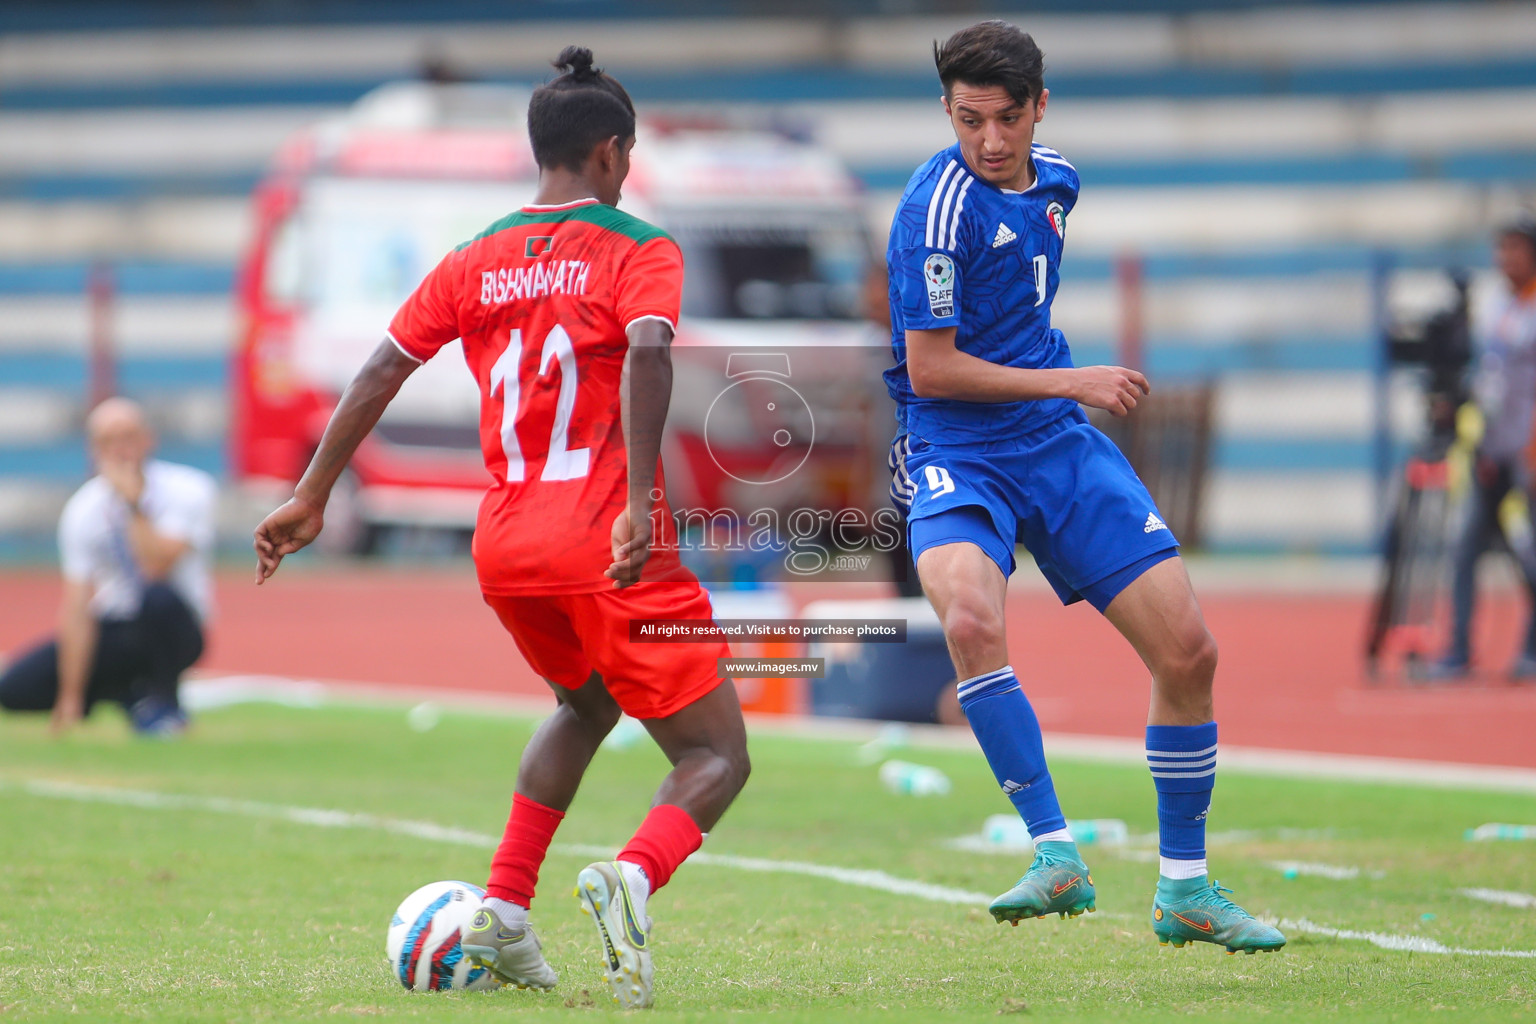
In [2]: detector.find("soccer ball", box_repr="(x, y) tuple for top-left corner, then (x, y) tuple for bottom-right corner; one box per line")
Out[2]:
(385, 880), (501, 992)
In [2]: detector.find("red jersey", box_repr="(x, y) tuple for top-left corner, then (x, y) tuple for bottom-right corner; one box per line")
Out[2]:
(388, 198), (691, 595)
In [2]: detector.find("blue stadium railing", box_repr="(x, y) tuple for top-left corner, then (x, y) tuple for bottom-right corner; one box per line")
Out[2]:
(0, 243), (1486, 488)
(6, 147), (1535, 203)
(0, 0), (1443, 34)
(4, 57), (1536, 110)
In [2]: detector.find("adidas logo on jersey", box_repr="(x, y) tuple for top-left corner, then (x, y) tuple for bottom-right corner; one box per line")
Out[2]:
(1144, 512), (1168, 534)
(992, 223), (1018, 248)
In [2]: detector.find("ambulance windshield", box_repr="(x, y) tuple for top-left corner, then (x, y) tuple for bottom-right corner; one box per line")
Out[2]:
(665, 208), (869, 321)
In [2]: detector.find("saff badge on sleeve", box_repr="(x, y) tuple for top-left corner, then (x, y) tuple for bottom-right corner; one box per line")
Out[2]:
(923, 252), (955, 318)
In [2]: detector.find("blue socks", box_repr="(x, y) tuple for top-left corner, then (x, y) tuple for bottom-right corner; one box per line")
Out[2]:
(957, 665), (1217, 893)
(1146, 722), (1217, 887)
(957, 666), (1068, 841)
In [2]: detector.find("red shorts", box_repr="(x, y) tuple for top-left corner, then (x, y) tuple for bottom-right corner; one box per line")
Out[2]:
(484, 582), (727, 719)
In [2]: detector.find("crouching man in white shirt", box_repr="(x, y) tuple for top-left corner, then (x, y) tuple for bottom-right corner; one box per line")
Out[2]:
(0, 398), (216, 736)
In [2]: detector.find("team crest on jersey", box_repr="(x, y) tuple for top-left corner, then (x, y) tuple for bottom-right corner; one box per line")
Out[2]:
(525, 235), (554, 258)
(923, 253), (955, 318)
(1046, 202), (1066, 240)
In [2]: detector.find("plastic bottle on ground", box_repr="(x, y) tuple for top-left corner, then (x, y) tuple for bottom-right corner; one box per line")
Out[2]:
(879, 760), (952, 796)
(983, 814), (1033, 847)
(855, 722), (911, 765)
(1465, 823), (1536, 841)
(1066, 818), (1130, 845)
(979, 815), (1129, 846)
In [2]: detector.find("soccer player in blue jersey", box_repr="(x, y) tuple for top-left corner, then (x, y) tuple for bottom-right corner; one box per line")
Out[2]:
(885, 21), (1284, 955)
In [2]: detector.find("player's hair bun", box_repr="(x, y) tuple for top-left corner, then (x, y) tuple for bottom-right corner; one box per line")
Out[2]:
(553, 46), (600, 82)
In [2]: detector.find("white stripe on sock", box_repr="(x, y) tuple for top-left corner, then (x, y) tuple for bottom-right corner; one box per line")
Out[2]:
(1159, 857), (1208, 880)
(957, 666), (1013, 688)
(957, 683), (1019, 702)
(1032, 827), (1073, 846)
(1145, 743), (1218, 759)
(1146, 755), (1218, 770)
(957, 676), (1014, 695)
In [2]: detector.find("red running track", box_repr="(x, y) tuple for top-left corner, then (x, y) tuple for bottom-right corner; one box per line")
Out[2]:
(3, 566), (1534, 768)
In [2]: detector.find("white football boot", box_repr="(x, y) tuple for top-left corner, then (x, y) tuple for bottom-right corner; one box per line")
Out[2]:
(461, 904), (558, 990)
(574, 862), (654, 1009)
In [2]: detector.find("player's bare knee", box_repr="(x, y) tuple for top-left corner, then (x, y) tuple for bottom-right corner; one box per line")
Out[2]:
(561, 681), (622, 734)
(940, 595), (1005, 665)
(685, 745), (748, 802)
(588, 698), (624, 736)
(1194, 630), (1219, 679)
(1158, 627), (1218, 693)
(708, 732), (751, 793)
(726, 745), (751, 795)
(1183, 628), (1218, 686)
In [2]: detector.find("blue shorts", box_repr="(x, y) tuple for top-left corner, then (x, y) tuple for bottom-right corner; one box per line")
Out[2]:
(889, 407), (1180, 613)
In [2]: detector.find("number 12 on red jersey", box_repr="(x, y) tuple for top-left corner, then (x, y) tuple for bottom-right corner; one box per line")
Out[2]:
(488, 325), (591, 482)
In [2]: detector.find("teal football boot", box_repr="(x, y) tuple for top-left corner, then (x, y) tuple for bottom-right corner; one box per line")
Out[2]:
(988, 841), (1096, 925)
(1151, 878), (1286, 954)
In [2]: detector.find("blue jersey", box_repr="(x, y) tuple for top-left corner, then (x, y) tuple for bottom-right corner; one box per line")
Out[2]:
(885, 141), (1080, 443)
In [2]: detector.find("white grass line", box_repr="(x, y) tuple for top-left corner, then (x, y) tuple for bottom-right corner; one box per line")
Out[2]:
(942, 835), (1034, 856)
(20, 779), (503, 849)
(8, 779), (990, 907)
(1459, 888), (1536, 909)
(1281, 918), (1536, 959)
(551, 840), (991, 905)
(943, 826), (1338, 859)
(1037, 733), (1536, 796)
(181, 676), (326, 711)
(183, 674), (1536, 795)
(12, 777), (1535, 956)
(683, 851), (990, 906)
(1266, 860), (1385, 881)
(1206, 827), (1341, 845)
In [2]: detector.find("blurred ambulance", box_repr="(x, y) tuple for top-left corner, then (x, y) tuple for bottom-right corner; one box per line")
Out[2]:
(230, 83), (879, 551)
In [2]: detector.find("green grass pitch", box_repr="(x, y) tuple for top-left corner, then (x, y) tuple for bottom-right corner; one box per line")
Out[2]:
(1, 701), (1534, 1022)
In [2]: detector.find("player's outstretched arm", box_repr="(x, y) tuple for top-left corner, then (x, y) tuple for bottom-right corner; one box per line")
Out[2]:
(906, 327), (1149, 415)
(253, 339), (420, 584)
(606, 318), (673, 588)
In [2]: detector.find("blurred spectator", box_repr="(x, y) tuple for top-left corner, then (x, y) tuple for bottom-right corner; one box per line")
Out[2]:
(0, 398), (216, 734)
(418, 49), (467, 84)
(1426, 215), (1536, 681)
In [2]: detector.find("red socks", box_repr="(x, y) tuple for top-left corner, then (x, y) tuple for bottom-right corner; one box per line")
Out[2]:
(617, 804), (703, 891)
(486, 793), (565, 907)
(486, 798), (701, 904)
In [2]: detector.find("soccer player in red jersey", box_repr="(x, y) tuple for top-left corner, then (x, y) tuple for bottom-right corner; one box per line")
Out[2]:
(253, 47), (749, 1009)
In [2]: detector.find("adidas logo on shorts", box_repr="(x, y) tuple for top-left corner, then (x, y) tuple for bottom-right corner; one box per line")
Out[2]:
(1144, 512), (1168, 534)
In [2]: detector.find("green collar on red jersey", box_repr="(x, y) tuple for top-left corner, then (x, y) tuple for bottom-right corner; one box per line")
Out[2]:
(457, 202), (671, 251)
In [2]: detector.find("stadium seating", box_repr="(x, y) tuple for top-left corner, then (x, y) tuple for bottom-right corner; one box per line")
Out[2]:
(1, 1), (1533, 556)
